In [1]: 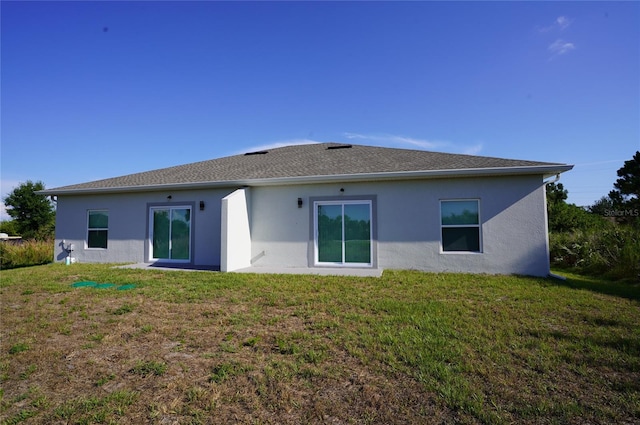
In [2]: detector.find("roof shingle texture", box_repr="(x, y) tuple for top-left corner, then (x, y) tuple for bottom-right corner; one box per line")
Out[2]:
(49, 143), (565, 191)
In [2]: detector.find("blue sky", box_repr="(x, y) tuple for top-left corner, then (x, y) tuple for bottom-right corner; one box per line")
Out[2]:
(1, 1), (638, 219)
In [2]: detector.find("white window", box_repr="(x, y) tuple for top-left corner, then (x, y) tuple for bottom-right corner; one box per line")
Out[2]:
(440, 200), (481, 252)
(314, 200), (372, 266)
(87, 210), (108, 249)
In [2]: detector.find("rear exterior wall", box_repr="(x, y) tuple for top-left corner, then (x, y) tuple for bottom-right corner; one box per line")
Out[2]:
(53, 188), (231, 266)
(52, 175), (551, 276)
(249, 175), (550, 276)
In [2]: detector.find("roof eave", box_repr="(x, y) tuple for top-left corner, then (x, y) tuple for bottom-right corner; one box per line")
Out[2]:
(37, 164), (574, 196)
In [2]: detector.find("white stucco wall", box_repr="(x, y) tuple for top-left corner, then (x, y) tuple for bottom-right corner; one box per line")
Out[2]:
(53, 188), (231, 266)
(53, 174), (552, 276)
(248, 175), (551, 276)
(220, 188), (252, 272)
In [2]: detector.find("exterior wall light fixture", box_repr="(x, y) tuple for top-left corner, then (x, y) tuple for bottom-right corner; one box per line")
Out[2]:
(297, 198), (303, 208)
(200, 201), (205, 211)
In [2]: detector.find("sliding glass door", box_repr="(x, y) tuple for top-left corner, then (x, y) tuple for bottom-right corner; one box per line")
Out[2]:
(315, 201), (372, 266)
(150, 206), (191, 261)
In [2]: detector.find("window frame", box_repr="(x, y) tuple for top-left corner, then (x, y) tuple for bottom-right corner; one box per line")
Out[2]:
(440, 199), (482, 253)
(313, 199), (373, 267)
(86, 209), (109, 250)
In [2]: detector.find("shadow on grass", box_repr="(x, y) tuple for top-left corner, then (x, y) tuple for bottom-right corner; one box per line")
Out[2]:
(116, 262), (220, 272)
(528, 327), (640, 375)
(548, 270), (640, 302)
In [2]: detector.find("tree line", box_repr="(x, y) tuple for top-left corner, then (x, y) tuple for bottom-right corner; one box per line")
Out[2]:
(1, 181), (55, 240)
(547, 151), (639, 281)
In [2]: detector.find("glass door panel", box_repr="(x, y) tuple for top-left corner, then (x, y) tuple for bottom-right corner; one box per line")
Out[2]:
(170, 208), (190, 260)
(316, 201), (372, 266)
(150, 207), (191, 261)
(317, 204), (342, 263)
(152, 209), (170, 259)
(344, 204), (371, 263)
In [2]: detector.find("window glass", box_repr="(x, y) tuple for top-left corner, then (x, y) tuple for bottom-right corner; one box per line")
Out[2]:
(316, 202), (372, 265)
(170, 208), (191, 260)
(441, 200), (480, 252)
(441, 200), (479, 225)
(153, 210), (170, 259)
(87, 210), (108, 249)
(88, 211), (109, 228)
(442, 227), (480, 252)
(317, 204), (342, 263)
(344, 204), (371, 263)
(150, 207), (191, 261)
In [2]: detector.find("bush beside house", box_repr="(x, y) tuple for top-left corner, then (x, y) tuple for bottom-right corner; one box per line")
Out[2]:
(547, 151), (640, 281)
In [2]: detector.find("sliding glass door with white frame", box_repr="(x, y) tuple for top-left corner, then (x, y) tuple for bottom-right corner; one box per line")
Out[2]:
(149, 206), (192, 262)
(314, 200), (372, 267)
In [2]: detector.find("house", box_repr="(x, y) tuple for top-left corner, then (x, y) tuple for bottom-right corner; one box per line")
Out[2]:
(39, 143), (573, 276)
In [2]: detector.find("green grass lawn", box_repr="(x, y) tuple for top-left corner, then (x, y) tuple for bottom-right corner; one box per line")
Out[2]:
(1, 264), (638, 424)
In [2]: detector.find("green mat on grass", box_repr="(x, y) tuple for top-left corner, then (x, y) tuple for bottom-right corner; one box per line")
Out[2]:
(71, 281), (97, 288)
(71, 282), (136, 290)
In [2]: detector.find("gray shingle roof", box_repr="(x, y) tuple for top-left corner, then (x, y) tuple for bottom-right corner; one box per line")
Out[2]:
(42, 143), (572, 194)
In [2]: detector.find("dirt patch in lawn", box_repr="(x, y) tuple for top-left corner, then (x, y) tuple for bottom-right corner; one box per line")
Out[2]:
(1, 284), (457, 424)
(3, 266), (638, 424)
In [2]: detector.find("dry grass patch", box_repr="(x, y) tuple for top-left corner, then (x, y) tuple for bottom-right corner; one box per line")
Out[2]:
(0, 239), (53, 270)
(1, 264), (638, 424)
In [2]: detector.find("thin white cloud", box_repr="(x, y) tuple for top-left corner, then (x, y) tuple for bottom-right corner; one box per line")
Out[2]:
(0, 179), (21, 221)
(232, 133), (485, 159)
(342, 132), (370, 141)
(1, 179), (21, 196)
(343, 132), (484, 155)
(576, 159), (625, 167)
(548, 39), (575, 57)
(0, 203), (9, 221)
(235, 139), (320, 155)
(461, 143), (484, 156)
(556, 16), (572, 30)
(343, 132), (446, 150)
(389, 136), (444, 150)
(538, 16), (573, 33)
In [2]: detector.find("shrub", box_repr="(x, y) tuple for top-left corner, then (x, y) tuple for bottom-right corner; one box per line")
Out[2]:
(0, 239), (53, 270)
(550, 223), (640, 281)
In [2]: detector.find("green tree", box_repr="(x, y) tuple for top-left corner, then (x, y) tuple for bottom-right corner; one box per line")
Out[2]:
(608, 151), (640, 224)
(546, 182), (568, 204)
(3, 181), (55, 240)
(549, 155), (640, 280)
(612, 151), (640, 199)
(587, 152), (640, 224)
(588, 196), (617, 217)
(546, 182), (604, 233)
(0, 220), (20, 236)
